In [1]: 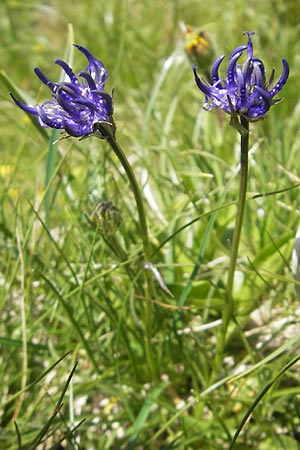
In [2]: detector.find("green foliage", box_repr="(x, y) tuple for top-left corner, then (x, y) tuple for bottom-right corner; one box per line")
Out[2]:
(0, 0), (300, 448)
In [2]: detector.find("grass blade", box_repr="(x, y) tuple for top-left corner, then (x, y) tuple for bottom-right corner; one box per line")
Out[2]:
(229, 354), (300, 449)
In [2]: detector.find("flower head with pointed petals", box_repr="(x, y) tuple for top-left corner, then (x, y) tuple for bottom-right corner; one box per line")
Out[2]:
(11, 45), (115, 138)
(193, 31), (289, 122)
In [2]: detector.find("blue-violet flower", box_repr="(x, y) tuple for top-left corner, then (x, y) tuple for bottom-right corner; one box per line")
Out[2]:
(11, 45), (114, 138)
(193, 31), (289, 121)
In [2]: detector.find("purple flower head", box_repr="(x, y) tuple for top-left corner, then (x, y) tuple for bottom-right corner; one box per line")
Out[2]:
(11, 45), (115, 138)
(193, 31), (289, 122)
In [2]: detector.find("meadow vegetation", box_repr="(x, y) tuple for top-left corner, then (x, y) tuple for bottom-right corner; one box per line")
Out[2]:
(0, 0), (300, 448)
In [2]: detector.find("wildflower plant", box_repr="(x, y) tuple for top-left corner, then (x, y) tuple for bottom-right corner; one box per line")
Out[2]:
(193, 31), (289, 363)
(6, 19), (296, 448)
(11, 43), (157, 379)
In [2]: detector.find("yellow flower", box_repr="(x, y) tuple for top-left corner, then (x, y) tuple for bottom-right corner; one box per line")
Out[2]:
(183, 25), (215, 76)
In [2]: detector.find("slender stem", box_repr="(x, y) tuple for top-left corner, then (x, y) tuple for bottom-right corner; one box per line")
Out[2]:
(215, 117), (249, 374)
(96, 123), (157, 380)
(97, 124), (150, 258)
(223, 117), (249, 332)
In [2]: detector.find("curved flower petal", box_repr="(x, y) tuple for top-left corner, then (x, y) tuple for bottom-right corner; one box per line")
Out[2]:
(192, 66), (212, 96)
(229, 45), (247, 59)
(227, 52), (243, 89)
(54, 59), (79, 84)
(78, 71), (97, 90)
(10, 93), (38, 115)
(269, 58), (289, 98)
(243, 31), (255, 57)
(37, 104), (65, 129)
(57, 82), (83, 98)
(34, 68), (56, 91)
(74, 44), (108, 87)
(211, 55), (225, 83)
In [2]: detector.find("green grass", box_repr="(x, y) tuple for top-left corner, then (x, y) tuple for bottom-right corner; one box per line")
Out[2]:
(1, 0), (300, 449)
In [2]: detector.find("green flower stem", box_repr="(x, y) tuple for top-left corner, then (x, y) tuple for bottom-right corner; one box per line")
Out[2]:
(216, 117), (249, 371)
(97, 123), (157, 380)
(98, 124), (151, 258)
(224, 117), (249, 329)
